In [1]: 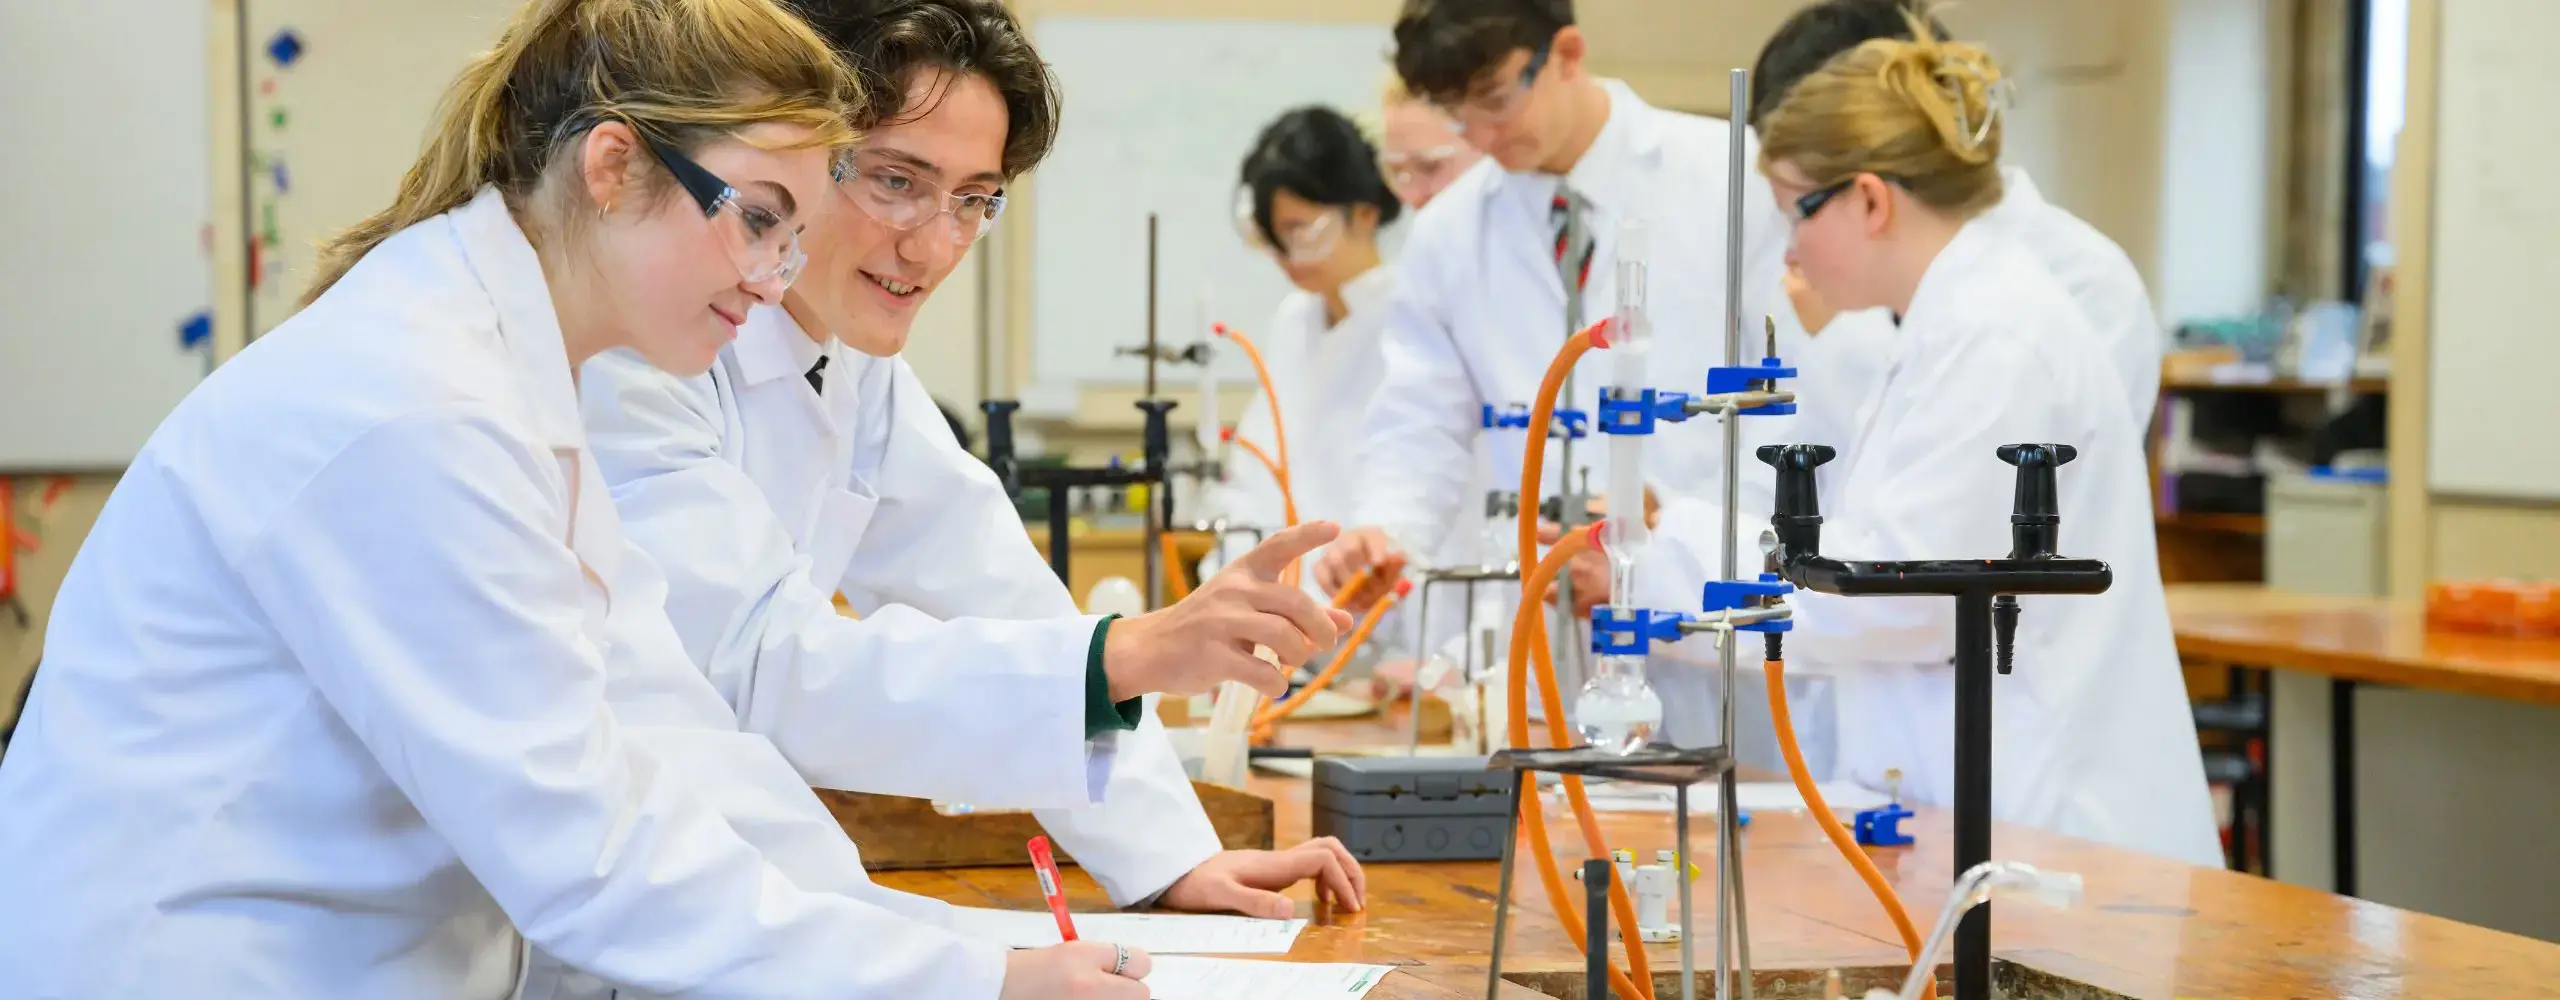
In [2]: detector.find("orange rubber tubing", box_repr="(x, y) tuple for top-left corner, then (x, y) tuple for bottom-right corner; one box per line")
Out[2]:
(1221, 429), (1298, 528)
(1505, 317), (1654, 1000)
(1160, 533), (1195, 602)
(1767, 657), (1936, 1000)
(1508, 524), (1652, 1000)
(1215, 323), (1293, 509)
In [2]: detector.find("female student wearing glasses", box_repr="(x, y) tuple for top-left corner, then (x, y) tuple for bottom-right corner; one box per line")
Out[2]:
(0, 0), (1155, 996)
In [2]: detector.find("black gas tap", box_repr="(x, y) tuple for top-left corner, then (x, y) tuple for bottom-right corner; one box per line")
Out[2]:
(980, 399), (1024, 497)
(1992, 443), (2076, 675)
(1751, 441), (2114, 1000)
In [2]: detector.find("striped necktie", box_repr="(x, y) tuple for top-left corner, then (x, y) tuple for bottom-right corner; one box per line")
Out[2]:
(1550, 187), (1596, 331)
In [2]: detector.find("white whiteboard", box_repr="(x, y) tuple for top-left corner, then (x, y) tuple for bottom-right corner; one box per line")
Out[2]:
(0, 0), (213, 469)
(2425, 0), (2560, 499)
(1029, 17), (1395, 391)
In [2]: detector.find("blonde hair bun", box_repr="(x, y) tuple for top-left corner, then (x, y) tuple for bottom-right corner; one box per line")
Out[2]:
(1872, 32), (2006, 166)
(1755, 1), (2009, 218)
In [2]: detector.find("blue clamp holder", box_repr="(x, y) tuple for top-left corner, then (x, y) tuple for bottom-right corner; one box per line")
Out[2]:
(1853, 803), (1915, 847)
(1704, 356), (1799, 416)
(1549, 407), (1590, 440)
(1477, 402), (1589, 438)
(1596, 387), (1696, 436)
(1590, 607), (1693, 655)
(1700, 574), (1796, 633)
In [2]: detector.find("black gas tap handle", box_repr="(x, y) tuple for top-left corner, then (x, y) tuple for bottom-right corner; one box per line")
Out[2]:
(1991, 443), (2076, 676)
(1995, 443), (2076, 560)
(1135, 398), (1179, 526)
(980, 400), (1023, 498)
(1756, 443), (1835, 559)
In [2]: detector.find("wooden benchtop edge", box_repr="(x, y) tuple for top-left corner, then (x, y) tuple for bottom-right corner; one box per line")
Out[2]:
(877, 714), (2560, 1000)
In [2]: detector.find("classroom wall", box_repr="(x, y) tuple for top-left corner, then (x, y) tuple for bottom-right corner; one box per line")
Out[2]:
(2155, 0), (2278, 322)
(953, 0), (2238, 445)
(0, 0), (2284, 717)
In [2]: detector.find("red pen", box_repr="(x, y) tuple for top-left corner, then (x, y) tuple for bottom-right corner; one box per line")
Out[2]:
(1027, 835), (1079, 942)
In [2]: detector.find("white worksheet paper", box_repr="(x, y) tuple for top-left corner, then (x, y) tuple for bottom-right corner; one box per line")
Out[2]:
(1146, 956), (1395, 1000)
(1574, 780), (1891, 815)
(947, 906), (1309, 954)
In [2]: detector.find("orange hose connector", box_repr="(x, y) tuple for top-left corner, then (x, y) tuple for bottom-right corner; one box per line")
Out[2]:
(1766, 656), (1936, 1000)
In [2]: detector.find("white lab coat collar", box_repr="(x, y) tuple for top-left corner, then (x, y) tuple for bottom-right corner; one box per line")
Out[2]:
(451, 186), (583, 451)
(735, 303), (831, 388)
(1334, 263), (1397, 323)
(1904, 218), (2000, 345)
(1997, 167), (2047, 215)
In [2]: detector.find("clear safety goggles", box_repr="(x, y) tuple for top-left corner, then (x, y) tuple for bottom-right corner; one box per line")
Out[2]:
(1430, 43), (1550, 131)
(646, 136), (806, 289)
(1232, 187), (1345, 265)
(1380, 142), (1472, 199)
(834, 148), (1009, 246)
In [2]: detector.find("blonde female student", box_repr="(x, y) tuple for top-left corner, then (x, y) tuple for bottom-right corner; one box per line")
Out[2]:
(0, 0), (1149, 996)
(1633, 11), (2220, 867)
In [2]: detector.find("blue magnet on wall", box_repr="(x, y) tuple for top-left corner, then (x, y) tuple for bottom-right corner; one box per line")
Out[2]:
(270, 159), (290, 194)
(179, 310), (213, 349)
(266, 29), (305, 68)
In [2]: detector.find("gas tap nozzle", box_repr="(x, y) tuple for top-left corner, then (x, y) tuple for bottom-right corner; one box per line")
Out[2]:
(1991, 444), (2076, 675)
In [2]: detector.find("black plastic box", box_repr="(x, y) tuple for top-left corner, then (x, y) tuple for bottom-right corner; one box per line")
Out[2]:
(1310, 756), (1516, 862)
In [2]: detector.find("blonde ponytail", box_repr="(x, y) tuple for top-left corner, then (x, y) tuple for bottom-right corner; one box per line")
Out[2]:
(1758, 2), (2008, 218)
(304, 0), (861, 304)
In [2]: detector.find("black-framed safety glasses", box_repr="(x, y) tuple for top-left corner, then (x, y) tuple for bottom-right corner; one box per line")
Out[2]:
(643, 136), (807, 288)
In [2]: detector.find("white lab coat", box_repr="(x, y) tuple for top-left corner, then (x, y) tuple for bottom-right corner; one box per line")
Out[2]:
(0, 188), (1010, 999)
(1642, 222), (2223, 868)
(1213, 265), (1402, 570)
(1788, 168), (2164, 471)
(1358, 79), (1794, 731)
(582, 304), (1223, 906)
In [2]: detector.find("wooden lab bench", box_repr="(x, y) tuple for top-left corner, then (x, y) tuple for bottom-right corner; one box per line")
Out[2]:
(875, 715), (2560, 999)
(2169, 581), (2560, 937)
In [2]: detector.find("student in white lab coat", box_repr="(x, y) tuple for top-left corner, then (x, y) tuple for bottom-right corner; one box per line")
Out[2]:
(1631, 17), (2221, 867)
(1554, 0), (2172, 782)
(0, 3), (1170, 997)
(1312, 0), (1794, 739)
(1377, 79), (1485, 210)
(1213, 106), (1405, 576)
(581, 0), (1367, 919)
(1747, 0), (2164, 463)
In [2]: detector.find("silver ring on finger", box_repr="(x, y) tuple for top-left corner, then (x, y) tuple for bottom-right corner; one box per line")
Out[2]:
(1112, 942), (1130, 977)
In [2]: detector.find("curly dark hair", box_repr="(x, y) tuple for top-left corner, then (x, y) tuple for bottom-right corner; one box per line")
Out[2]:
(793, 0), (1061, 179)
(1391, 0), (1572, 106)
